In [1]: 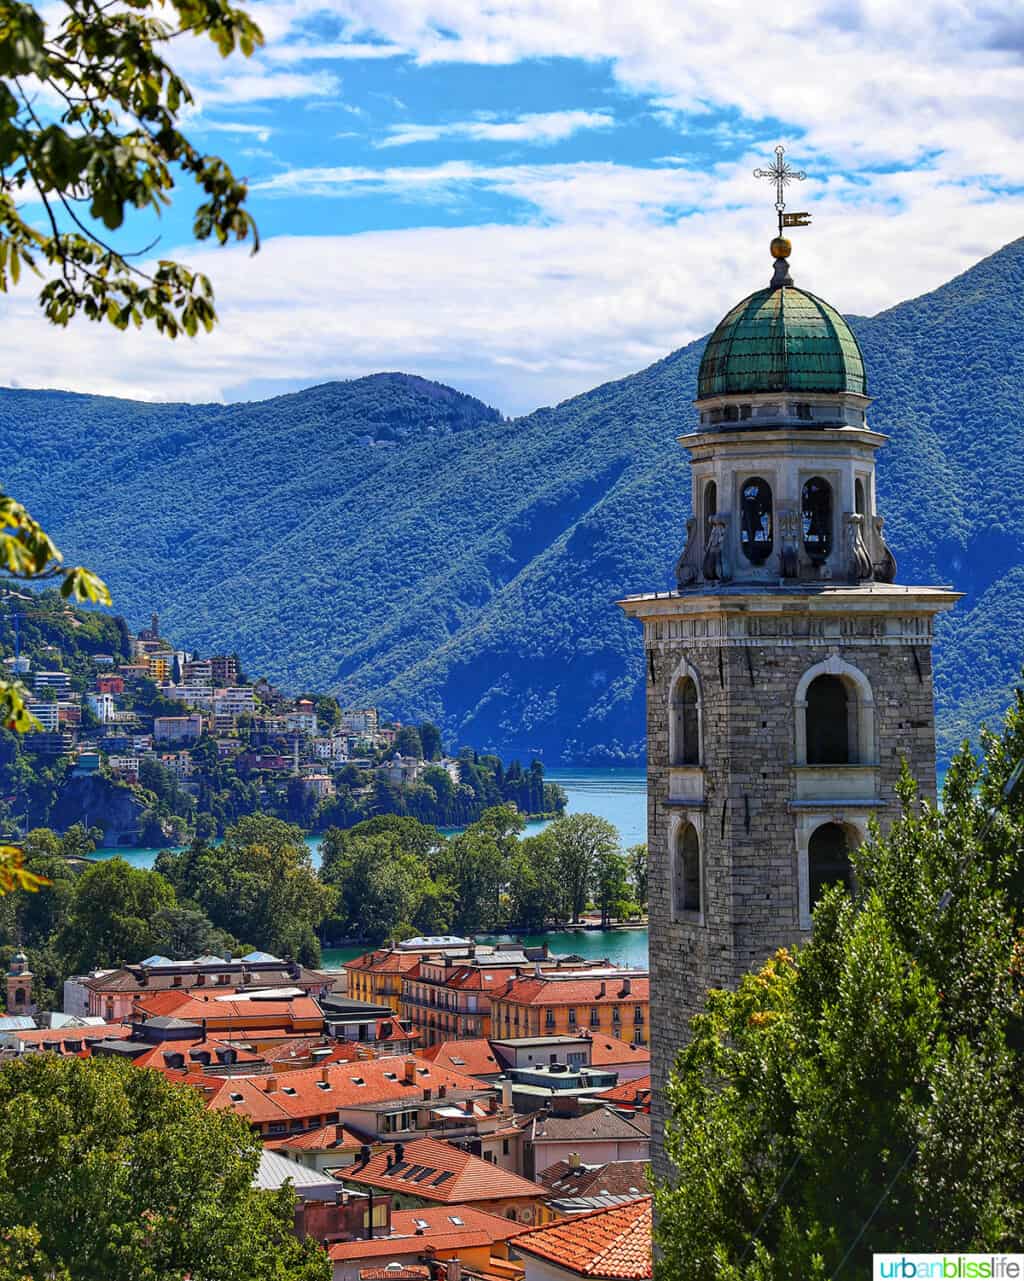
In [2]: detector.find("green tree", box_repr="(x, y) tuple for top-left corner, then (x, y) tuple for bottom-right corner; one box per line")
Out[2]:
(507, 828), (562, 931)
(0, 1055), (330, 1280)
(594, 845), (630, 928)
(549, 812), (621, 922)
(160, 815), (334, 965)
(57, 857), (176, 971)
(0, 0), (260, 336)
(393, 725), (424, 759)
(419, 721), (443, 761)
(150, 904), (236, 960)
(627, 843), (649, 912)
(320, 828), (443, 944)
(656, 697), (1024, 1277)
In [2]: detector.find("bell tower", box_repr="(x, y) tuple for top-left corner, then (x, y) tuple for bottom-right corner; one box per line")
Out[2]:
(619, 160), (959, 1177)
(6, 950), (35, 1016)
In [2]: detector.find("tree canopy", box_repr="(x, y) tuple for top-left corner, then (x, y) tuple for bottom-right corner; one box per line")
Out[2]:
(0, 1054), (330, 1280)
(655, 692), (1024, 1277)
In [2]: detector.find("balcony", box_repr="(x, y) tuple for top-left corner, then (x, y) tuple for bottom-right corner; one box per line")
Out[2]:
(668, 766), (704, 805)
(791, 765), (880, 806)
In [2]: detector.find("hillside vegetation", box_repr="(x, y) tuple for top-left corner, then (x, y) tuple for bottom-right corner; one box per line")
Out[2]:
(4, 241), (1024, 762)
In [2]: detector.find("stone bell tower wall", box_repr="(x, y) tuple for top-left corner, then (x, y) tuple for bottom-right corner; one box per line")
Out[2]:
(640, 597), (947, 1180)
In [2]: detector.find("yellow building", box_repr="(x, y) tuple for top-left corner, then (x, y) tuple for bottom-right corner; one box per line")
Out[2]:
(147, 653), (171, 682)
(343, 948), (422, 1013)
(489, 973), (650, 1045)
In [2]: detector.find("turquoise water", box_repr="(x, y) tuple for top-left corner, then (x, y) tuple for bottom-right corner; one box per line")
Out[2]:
(89, 766), (649, 869)
(319, 928), (650, 971)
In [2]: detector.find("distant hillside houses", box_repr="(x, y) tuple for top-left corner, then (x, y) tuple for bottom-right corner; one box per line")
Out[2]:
(4, 602), (559, 842)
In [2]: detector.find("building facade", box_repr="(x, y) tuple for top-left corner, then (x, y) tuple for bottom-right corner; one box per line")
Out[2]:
(619, 238), (959, 1177)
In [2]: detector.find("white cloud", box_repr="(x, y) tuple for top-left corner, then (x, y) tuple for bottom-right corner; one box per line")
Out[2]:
(192, 120), (276, 143)
(376, 109), (615, 148)
(2, 172), (1021, 416)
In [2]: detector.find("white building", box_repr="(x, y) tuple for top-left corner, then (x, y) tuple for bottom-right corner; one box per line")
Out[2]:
(86, 691), (115, 723)
(213, 687), (256, 718)
(27, 702), (60, 731)
(340, 707), (378, 735)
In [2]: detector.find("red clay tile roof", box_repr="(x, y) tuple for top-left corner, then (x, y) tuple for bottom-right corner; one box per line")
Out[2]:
(125, 1037), (262, 1070)
(329, 1204), (527, 1262)
(134, 992), (324, 1024)
(343, 1136), (543, 1205)
(514, 1196), (652, 1278)
(205, 1056), (489, 1125)
(595, 1076), (651, 1109)
(266, 1122), (369, 1151)
(495, 977), (649, 1006)
(344, 950), (422, 975)
(6, 1024), (130, 1045)
(539, 1159), (650, 1200)
(587, 1036), (650, 1068)
(420, 1038), (501, 1077)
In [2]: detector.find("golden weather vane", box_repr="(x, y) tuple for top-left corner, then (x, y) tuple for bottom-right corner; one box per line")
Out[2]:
(753, 145), (811, 239)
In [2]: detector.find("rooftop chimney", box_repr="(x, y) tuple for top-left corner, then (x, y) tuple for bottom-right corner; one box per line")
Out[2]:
(622, 977), (632, 996)
(320, 1066), (331, 1083)
(403, 1058), (416, 1083)
(265, 1075), (278, 1092)
(394, 1141), (405, 1163)
(569, 1152), (581, 1170)
(533, 963), (543, 979)
(598, 981), (606, 998)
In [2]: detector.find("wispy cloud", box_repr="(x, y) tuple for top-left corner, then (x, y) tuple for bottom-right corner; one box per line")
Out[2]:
(376, 109), (615, 148)
(193, 120), (276, 143)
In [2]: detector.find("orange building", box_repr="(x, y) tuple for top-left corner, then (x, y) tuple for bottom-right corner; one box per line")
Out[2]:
(489, 974), (649, 1045)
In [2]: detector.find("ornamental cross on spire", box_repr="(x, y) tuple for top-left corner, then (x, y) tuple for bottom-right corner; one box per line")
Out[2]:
(753, 145), (810, 237)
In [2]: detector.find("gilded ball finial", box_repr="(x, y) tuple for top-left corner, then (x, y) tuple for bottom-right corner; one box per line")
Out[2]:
(770, 236), (792, 260)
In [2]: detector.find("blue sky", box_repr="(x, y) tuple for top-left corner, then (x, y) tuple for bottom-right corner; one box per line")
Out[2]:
(7, 1), (1024, 412)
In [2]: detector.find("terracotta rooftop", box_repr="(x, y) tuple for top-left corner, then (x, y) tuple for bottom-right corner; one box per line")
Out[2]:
(134, 992), (323, 1024)
(344, 950), (423, 975)
(587, 1036), (650, 1068)
(329, 1205), (528, 1262)
(205, 1056), (488, 1125)
(2, 1023), (130, 1046)
(495, 976), (649, 1006)
(594, 1075), (652, 1109)
(420, 1038), (501, 1077)
(343, 1136), (542, 1205)
(539, 1159), (650, 1200)
(513, 1196), (652, 1278)
(265, 1122), (369, 1152)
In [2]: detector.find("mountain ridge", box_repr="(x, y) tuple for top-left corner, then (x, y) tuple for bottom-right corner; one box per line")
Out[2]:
(4, 237), (1024, 762)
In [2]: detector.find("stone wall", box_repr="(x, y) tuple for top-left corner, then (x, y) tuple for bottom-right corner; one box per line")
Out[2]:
(645, 611), (939, 1181)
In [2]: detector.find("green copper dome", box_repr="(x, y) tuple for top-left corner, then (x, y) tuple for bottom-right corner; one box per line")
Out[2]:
(697, 283), (866, 400)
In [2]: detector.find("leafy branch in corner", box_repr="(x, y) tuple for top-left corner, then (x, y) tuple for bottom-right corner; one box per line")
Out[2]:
(0, 0), (262, 337)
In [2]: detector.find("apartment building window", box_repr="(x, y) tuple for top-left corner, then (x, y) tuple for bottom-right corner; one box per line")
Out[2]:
(612, 1006), (621, 1025)
(589, 1007), (600, 1028)
(545, 1008), (555, 1029)
(633, 1005), (643, 1024)
(567, 1009), (577, 1028)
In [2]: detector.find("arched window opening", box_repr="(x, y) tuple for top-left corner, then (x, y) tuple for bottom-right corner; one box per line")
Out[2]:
(670, 676), (700, 766)
(801, 476), (833, 564)
(675, 824), (701, 915)
(806, 675), (850, 764)
(855, 478), (867, 518)
(740, 477), (773, 564)
(704, 481), (717, 546)
(808, 822), (853, 910)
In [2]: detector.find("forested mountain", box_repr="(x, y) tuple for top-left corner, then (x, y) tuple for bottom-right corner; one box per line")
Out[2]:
(4, 240), (1024, 763)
